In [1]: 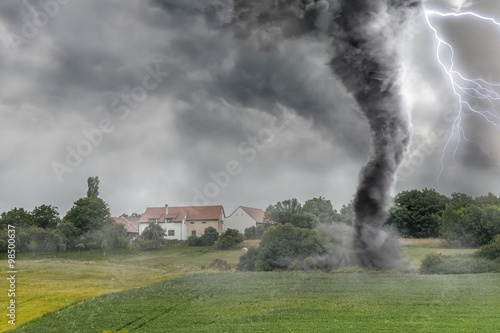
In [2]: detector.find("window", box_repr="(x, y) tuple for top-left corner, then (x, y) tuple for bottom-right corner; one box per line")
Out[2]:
(168, 230), (175, 236)
(191, 230), (196, 236)
(190, 222), (194, 224)
(166, 219), (173, 223)
(202, 221), (206, 224)
(148, 218), (157, 223)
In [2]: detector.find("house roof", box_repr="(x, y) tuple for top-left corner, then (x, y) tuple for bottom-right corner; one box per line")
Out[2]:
(138, 207), (166, 223)
(112, 217), (139, 234)
(138, 205), (224, 223)
(123, 216), (140, 228)
(240, 206), (265, 223)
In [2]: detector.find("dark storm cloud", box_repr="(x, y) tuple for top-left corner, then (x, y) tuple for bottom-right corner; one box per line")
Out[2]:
(459, 140), (496, 169)
(0, 0), (498, 217)
(152, 0), (370, 159)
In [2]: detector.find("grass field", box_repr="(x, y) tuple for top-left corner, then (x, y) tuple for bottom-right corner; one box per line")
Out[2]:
(0, 241), (490, 332)
(0, 246), (246, 332)
(12, 272), (500, 333)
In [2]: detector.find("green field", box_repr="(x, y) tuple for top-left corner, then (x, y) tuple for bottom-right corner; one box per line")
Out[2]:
(0, 246), (246, 332)
(12, 272), (500, 333)
(3, 242), (496, 333)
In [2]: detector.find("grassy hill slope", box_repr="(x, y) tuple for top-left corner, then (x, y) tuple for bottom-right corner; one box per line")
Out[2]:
(13, 272), (500, 333)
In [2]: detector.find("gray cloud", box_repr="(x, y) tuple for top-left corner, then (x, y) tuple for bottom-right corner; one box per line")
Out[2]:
(0, 0), (498, 217)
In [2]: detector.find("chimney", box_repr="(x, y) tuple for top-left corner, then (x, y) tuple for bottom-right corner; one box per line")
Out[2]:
(165, 204), (169, 215)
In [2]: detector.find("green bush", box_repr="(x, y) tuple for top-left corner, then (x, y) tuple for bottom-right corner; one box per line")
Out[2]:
(420, 254), (500, 274)
(164, 239), (186, 247)
(201, 227), (219, 246)
(238, 224), (325, 271)
(207, 259), (231, 270)
(187, 227), (219, 246)
(237, 248), (260, 271)
(187, 235), (202, 246)
(244, 225), (267, 240)
(138, 239), (159, 251)
(216, 229), (244, 250)
(419, 254), (446, 274)
(476, 235), (500, 260)
(16, 226), (67, 254)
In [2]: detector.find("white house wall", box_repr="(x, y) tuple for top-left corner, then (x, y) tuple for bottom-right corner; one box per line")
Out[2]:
(139, 222), (187, 240)
(161, 222), (185, 240)
(138, 223), (148, 235)
(225, 207), (256, 234)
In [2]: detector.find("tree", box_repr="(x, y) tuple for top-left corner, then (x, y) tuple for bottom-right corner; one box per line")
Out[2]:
(120, 212), (141, 218)
(476, 235), (500, 260)
(265, 198), (317, 229)
(44, 230), (66, 255)
(440, 202), (500, 247)
(338, 202), (354, 224)
(87, 176), (100, 198)
(80, 230), (103, 252)
(238, 224), (325, 271)
(450, 192), (474, 205)
(475, 193), (500, 206)
(28, 240), (38, 256)
(201, 226), (219, 246)
(244, 225), (268, 240)
(80, 223), (128, 254)
(139, 223), (166, 249)
(439, 204), (473, 247)
(303, 197), (340, 224)
(18, 226), (48, 254)
(32, 205), (60, 229)
(57, 221), (79, 249)
(387, 188), (449, 238)
(386, 205), (412, 236)
(216, 228), (244, 250)
(63, 197), (110, 235)
(0, 208), (34, 228)
(101, 223), (129, 250)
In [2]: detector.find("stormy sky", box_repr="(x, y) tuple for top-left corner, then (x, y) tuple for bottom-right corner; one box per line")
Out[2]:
(0, 0), (499, 217)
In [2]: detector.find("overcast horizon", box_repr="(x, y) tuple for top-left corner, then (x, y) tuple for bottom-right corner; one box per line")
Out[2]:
(1, 0), (499, 218)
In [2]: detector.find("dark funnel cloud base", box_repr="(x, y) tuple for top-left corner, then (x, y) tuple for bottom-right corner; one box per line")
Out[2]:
(330, 0), (420, 270)
(312, 223), (414, 272)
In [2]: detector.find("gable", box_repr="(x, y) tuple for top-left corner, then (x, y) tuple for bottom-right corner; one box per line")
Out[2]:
(240, 206), (265, 223)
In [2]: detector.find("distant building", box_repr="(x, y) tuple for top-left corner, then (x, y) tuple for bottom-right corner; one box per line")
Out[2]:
(112, 216), (139, 238)
(224, 206), (265, 234)
(138, 205), (225, 240)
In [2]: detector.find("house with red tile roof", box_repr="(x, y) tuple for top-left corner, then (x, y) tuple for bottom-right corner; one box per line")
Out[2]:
(112, 216), (139, 238)
(224, 206), (266, 234)
(138, 205), (225, 240)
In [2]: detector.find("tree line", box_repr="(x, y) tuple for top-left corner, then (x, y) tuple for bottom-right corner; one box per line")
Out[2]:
(0, 177), (129, 255)
(261, 190), (500, 247)
(238, 191), (500, 271)
(387, 189), (500, 247)
(1, 180), (499, 256)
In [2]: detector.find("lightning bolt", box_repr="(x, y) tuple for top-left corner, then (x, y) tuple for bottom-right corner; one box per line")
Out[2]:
(423, 8), (500, 190)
